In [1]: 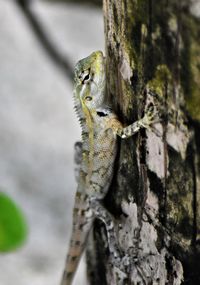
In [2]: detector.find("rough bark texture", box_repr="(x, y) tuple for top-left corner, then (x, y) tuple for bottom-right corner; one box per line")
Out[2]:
(87, 1), (200, 284)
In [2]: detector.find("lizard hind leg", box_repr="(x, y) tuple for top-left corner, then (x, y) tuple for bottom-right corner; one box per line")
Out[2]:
(89, 198), (126, 273)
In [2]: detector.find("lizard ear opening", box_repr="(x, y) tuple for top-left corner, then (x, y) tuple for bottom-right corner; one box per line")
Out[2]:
(97, 111), (108, 117)
(85, 96), (93, 101)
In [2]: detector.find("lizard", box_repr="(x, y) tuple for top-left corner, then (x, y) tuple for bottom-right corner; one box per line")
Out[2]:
(60, 50), (157, 285)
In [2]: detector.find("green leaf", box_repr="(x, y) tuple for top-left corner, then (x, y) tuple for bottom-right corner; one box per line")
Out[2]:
(0, 192), (28, 252)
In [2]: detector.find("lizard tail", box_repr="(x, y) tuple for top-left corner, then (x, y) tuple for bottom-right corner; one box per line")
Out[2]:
(60, 193), (93, 285)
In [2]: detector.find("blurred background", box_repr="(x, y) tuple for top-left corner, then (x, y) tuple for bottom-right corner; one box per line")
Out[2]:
(0, 0), (103, 284)
(1, 1), (200, 285)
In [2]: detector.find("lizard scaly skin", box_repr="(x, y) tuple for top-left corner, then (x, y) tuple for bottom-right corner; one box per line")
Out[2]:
(60, 51), (156, 285)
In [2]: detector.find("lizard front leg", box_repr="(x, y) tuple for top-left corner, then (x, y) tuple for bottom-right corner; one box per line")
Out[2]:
(116, 103), (158, 139)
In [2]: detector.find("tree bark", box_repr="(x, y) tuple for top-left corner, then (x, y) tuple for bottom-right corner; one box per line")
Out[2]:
(87, 1), (200, 284)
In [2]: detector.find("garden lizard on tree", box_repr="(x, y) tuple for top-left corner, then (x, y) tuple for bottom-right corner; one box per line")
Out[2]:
(60, 51), (157, 285)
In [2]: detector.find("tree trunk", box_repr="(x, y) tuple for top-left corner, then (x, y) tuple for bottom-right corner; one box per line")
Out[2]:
(87, 1), (200, 284)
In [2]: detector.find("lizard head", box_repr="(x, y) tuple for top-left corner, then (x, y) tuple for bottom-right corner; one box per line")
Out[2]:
(73, 51), (106, 116)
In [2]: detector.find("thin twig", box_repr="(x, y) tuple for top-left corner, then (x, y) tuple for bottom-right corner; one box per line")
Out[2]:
(16, 0), (74, 80)
(47, 0), (101, 6)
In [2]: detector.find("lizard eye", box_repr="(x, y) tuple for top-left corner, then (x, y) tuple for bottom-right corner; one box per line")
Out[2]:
(80, 69), (91, 84)
(83, 73), (90, 82)
(85, 96), (92, 101)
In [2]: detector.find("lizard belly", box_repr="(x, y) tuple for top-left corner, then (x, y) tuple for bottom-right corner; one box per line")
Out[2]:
(85, 128), (117, 198)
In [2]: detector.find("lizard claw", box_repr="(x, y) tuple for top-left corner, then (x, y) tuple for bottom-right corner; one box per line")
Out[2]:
(142, 103), (159, 127)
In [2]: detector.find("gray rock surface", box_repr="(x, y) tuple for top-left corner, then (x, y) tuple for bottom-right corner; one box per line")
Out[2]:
(0, 1), (103, 284)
